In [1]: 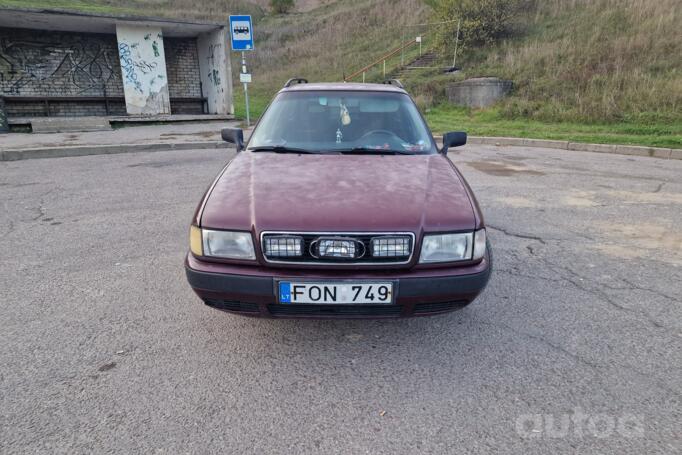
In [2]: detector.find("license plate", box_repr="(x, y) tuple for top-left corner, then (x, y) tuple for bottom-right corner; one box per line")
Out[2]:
(278, 282), (394, 305)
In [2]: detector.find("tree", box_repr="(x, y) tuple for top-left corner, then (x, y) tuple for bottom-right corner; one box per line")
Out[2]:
(270, 0), (295, 14)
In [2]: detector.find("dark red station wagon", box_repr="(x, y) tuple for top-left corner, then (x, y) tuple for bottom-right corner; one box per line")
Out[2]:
(185, 79), (492, 318)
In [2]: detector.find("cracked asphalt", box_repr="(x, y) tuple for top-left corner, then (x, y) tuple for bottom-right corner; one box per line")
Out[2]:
(1, 145), (680, 454)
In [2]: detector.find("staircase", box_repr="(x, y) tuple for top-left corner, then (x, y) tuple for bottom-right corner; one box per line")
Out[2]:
(394, 52), (438, 80)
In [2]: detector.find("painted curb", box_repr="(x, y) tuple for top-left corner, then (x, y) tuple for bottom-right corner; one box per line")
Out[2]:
(434, 136), (678, 160)
(1, 141), (229, 161)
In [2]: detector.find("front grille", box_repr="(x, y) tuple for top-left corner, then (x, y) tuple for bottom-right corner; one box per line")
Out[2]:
(268, 304), (403, 317)
(413, 301), (468, 314)
(204, 299), (259, 313)
(261, 232), (414, 265)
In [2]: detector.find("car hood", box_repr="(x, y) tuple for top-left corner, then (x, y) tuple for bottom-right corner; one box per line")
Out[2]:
(201, 152), (477, 234)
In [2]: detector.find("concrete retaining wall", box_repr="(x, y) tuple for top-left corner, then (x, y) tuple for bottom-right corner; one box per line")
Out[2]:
(446, 77), (513, 108)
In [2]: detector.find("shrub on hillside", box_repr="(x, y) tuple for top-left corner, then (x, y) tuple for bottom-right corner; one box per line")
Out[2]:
(270, 0), (295, 14)
(433, 0), (533, 50)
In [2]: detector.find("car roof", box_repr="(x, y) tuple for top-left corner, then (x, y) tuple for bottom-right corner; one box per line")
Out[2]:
(279, 82), (407, 94)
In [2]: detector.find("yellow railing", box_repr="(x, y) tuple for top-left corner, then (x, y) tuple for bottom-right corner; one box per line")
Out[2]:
(344, 37), (421, 82)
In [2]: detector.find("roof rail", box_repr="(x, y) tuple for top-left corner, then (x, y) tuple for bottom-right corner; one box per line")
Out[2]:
(283, 77), (308, 88)
(383, 79), (404, 89)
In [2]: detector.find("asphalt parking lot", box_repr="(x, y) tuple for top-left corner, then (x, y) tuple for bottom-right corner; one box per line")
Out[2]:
(1, 144), (680, 454)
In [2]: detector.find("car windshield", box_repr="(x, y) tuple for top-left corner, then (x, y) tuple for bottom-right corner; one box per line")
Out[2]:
(247, 90), (437, 154)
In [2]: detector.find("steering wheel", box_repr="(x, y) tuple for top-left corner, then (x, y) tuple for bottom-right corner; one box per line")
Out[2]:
(358, 129), (404, 148)
(360, 129), (400, 140)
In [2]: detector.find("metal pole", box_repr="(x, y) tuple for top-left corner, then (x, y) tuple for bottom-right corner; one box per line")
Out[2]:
(383, 59), (386, 78)
(241, 51), (250, 127)
(244, 82), (250, 128)
(401, 29), (405, 66)
(362, 71), (365, 83)
(452, 19), (461, 68)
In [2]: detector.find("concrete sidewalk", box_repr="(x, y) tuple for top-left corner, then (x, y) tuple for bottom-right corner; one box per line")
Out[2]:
(0, 120), (236, 151)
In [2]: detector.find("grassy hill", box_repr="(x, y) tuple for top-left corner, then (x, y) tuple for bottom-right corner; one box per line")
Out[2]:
(413, 0), (681, 123)
(0, 0), (265, 21)
(2, 0), (680, 147)
(242, 0), (681, 148)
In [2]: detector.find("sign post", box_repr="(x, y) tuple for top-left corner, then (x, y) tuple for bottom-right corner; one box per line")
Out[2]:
(240, 52), (250, 127)
(229, 15), (254, 127)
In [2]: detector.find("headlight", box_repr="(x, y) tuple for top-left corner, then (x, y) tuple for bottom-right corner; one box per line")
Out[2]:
(419, 229), (486, 263)
(193, 228), (256, 260)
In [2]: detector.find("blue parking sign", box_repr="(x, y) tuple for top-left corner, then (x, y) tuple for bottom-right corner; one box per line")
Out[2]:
(229, 15), (254, 51)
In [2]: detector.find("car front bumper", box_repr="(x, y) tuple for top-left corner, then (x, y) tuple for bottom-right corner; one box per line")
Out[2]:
(185, 251), (492, 318)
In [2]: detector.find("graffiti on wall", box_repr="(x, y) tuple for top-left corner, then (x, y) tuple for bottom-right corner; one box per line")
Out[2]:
(206, 44), (222, 87)
(0, 33), (121, 96)
(118, 42), (161, 94)
(116, 25), (170, 115)
(197, 28), (230, 115)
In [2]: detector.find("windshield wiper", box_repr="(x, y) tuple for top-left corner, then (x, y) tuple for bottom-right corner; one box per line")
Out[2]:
(334, 147), (414, 155)
(248, 145), (319, 154)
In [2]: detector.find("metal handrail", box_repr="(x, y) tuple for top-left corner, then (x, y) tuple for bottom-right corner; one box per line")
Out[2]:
(344, 37), (421, 82)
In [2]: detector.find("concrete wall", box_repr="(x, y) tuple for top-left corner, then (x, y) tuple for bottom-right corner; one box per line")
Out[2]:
(6, 100), (126, 118)
(0, 27), (123, 97)
(197, 27), (233, 115)
(446, 77), (513, 108)
(0, 26), (211, 118)
(0, 97), (8, 132)
(116, 24), (171, 115)
(164, 37), (203, 114)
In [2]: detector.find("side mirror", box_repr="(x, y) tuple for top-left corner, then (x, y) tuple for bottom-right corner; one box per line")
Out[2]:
(441, 131), (467, 153)
(221, 127), (245, 152)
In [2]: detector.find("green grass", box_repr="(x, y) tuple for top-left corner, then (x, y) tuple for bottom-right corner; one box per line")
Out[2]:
(430, 0), (682, 124)
(0, 0), (264, 21)
(232, 86), (272, 126)
(425, 105), (682, 149)
(0, 0), (130, 14)
(231, 93), (682, 149)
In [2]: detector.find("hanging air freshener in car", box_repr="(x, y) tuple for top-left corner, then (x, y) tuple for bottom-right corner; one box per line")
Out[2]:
(340, 103), (351, 126)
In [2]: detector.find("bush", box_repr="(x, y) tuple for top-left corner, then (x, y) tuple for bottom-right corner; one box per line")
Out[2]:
(434, 0), (533, 50)
(270, 0), (295, 14)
